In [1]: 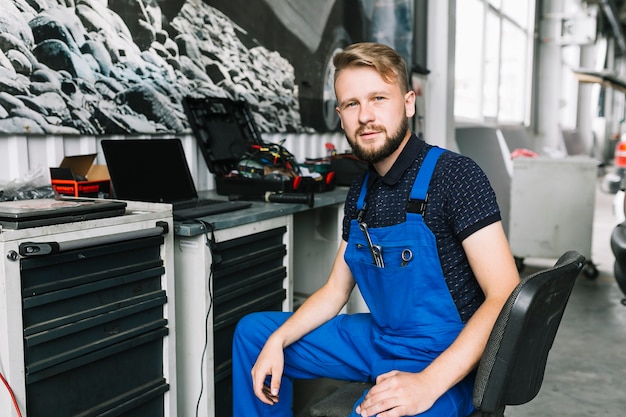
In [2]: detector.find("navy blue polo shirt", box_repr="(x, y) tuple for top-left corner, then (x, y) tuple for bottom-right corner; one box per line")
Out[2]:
(342, 133), (501, 322)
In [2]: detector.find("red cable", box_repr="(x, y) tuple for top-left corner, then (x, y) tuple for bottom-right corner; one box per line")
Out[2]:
(0, 371), (23, 417)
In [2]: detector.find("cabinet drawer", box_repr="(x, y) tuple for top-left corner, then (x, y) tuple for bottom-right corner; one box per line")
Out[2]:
(214, 288), (286, 367)
(25, 299), (166, 374)
(26, 329), (168, 416)
(19, 232), (170, 417)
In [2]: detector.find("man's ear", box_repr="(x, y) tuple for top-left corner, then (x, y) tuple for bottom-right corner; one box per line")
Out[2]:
(336, 107), (344, 129)
(404, 90), (416, 118)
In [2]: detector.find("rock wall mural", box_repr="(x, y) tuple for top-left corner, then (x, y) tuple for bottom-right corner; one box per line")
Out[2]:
(0, 0), (413, 135)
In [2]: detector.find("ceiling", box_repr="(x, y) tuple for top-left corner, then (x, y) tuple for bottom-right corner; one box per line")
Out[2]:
(589, 0), (626, 55)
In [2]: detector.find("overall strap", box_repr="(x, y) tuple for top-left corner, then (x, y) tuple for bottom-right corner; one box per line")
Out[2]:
(356, 171), (370, 212)
(356, 146), (445, 215)
(407, 146), (445, 214)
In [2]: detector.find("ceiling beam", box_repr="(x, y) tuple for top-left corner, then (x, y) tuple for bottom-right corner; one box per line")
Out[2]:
(599, 0), (626, 54)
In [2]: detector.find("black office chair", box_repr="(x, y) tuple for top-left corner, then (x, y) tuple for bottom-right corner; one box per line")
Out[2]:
(309, 250), (585, 417)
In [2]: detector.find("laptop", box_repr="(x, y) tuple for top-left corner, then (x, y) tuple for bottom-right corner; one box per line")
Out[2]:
(0, 197), (127, 230)
(100, 139), (252, 220)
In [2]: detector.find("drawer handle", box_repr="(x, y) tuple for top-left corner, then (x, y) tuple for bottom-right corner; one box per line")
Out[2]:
(18, 222), (168, 257)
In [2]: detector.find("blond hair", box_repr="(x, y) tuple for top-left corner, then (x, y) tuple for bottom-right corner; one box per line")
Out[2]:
(333, 42), (410, 93)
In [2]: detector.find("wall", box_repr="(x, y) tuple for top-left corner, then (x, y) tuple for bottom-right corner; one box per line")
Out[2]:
(0, 0), (417, 194)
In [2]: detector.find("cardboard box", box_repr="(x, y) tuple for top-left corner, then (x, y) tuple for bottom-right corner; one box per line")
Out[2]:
(50, 154), (111, 197)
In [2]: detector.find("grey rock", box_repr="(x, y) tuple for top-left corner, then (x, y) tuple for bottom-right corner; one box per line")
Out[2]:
(94, 101), (159, 133)
(0, 0), (34, 47)
(0, 90), (25, 111)
(31, 91), (71, 120)
(10, 105), (49, 128)
(38, 6), (88, 49)
(178, 54), (212, 83)
(0, 116), (45, 133)
(30, 66), (62, 86)
(81, 40), (114, 76)
(0, 70), (29, 95)
(29, 13), (82, 55)
(174, 33), (202, 62)
(32, 39), (95, 81)
(69, 107), (98, 134)
(116, 82), (184, 132)
(29, 80), (61, 95)
(15, 94), (48, 115)
(0, 32), (38, 68)
(6, 49), (32, 75)
(0, 50), (15, 72)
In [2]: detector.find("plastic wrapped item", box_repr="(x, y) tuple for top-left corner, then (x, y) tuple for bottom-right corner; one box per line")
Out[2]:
(0, 167), (55, 201)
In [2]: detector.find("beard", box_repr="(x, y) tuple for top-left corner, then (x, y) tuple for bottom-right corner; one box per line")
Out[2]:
(346, 116), (409, 164)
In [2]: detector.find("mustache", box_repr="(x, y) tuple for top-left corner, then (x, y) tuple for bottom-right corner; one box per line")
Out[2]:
(356, 124), (386, 136)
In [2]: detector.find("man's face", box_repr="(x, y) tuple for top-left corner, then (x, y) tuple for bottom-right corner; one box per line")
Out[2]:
(334, 66), (415, 164)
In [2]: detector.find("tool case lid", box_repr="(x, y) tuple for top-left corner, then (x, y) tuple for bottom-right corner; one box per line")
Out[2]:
(182, 96), (263, 176)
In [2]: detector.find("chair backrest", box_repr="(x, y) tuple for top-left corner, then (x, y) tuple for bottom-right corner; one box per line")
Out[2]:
(472, 250), (585, 414)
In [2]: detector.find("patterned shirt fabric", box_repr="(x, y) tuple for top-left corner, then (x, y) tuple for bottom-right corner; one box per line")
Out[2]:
(342, 133), (501, 322)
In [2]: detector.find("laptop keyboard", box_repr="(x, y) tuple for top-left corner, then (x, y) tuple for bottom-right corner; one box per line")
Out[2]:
(173, 199), (252, 220)
(174, 199), (223, 210)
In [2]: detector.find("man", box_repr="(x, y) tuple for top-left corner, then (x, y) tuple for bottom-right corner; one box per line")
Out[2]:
(232, 42), (520, 417)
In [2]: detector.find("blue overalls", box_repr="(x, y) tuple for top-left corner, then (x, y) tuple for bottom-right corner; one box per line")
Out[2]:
(232, 147), (475, 417)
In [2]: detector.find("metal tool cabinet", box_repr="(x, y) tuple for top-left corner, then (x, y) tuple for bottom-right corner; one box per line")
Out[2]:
(0, 202), (176, 417)
(175, 216), (291, 417)
(173, 188), (350, 417)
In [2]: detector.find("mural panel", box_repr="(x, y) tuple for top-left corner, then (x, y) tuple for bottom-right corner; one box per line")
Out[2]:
(0, 0), (413, 135)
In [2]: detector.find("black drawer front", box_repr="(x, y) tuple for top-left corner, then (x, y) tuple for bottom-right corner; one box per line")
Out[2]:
(212, 226), (287, 296)
(26, 330), (168, 416)
(25, 302), (167, 374)
(211, 226), (286, 266)
(213, 267), (286, 325)
(22, 268), (165, 335)
(211, 226), (287, 417)
(20, 234), (169, 417)
(214, 288), (286, 367)
(21, 235), (164, 296)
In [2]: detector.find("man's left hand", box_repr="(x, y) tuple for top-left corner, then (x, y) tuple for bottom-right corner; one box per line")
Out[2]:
(355, 370), (438, 417)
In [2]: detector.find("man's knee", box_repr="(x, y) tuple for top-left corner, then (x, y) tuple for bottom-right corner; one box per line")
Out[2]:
(234, 311), (288, 347)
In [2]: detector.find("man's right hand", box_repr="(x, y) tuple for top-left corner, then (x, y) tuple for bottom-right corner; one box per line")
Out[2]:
(251, 337), (285, 405)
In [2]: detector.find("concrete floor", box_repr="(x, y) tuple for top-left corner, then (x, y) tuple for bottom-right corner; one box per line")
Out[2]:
(295, 179), (626, 416)
(506, 181), (626, 417)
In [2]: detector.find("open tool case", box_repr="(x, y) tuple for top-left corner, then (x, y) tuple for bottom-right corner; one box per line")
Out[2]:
(183, 96), (334, 196)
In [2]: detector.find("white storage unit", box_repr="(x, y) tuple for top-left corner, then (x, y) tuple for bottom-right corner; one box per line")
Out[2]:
(455, 125), (599, 277)
(509, 157), (598, 273)
(0, 202), (176, 417)
(174, 215), (292, 417)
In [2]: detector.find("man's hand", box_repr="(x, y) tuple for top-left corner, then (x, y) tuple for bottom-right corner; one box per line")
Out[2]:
(355, 370), (438, 417)
(251, 338), (284, 405)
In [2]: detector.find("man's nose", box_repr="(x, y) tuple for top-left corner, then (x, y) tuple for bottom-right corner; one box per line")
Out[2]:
(358, 103), (375, 124)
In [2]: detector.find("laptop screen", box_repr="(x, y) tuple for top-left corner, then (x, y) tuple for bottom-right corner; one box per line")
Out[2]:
(101, 139), (198, 203)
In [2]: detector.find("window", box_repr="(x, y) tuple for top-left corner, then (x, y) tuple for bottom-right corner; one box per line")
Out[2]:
(454, 0), (535, 124)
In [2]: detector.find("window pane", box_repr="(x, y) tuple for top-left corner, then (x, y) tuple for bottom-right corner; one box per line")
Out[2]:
(454, 0), (484, 119)
(499, 21), (527, 122)
(483, 11), (501, 119)
(502, 0), (530, 29)
(454, 0), (534, 124)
